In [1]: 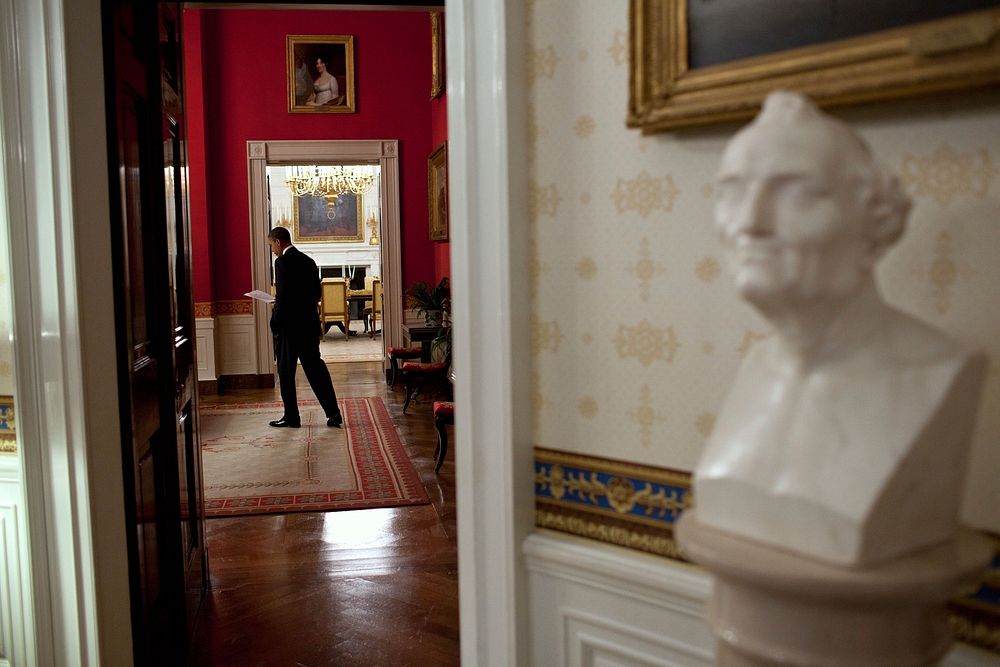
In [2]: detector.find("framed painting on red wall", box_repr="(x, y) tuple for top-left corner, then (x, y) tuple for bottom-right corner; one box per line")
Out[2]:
(427, 142), (448, 242)
(292, 193), (364, 243)
(287, 35), (356, 113)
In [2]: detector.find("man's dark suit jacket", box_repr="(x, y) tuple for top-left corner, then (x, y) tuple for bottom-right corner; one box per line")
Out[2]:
(269, 246), (321, 338)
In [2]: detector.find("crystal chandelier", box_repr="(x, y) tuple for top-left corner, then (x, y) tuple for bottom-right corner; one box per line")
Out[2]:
(285, 165), (377, 218)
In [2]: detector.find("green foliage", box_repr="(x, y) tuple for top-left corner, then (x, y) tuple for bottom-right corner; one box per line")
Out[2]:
(406, 277), (450, 316)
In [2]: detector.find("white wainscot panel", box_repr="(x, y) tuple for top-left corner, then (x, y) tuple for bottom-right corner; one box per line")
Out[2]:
(216, 314), (257, 376)
(195, 317), (217, 381)
(523, 532), (996, 667)
(0, 471), (27, 667)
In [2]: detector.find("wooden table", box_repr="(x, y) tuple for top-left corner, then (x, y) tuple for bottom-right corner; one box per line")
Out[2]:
(402, 323), (443, 362)
(347, 290), (373, 334)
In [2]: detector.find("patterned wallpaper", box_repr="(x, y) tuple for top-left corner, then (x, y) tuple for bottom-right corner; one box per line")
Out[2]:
(527, 0), (1000, 532)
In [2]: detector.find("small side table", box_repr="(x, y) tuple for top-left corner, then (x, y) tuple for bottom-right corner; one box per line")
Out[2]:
(402, 323), (442, 362)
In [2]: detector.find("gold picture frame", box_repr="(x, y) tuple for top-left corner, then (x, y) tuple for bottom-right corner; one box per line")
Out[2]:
(287, 35), (356, 114)
(430, 12), (445, 99)
(628, 1), (1000, 132)
(292, 192), (364, 243)
(428, 142), (449, 242)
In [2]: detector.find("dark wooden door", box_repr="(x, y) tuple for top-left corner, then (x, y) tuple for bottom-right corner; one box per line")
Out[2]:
(104, 1), (207, 663)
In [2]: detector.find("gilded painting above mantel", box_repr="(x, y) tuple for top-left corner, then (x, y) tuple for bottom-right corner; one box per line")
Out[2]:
(628, 0), (1000, 132)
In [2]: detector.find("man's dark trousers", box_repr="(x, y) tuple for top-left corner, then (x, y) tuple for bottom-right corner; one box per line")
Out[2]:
(274, 329), (339, 422)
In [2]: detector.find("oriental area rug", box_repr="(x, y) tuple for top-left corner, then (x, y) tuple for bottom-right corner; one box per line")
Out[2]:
(199, 397), (428, 517)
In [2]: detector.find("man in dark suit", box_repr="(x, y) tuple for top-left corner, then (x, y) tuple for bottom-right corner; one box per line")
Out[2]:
(267, 226), (343, 428)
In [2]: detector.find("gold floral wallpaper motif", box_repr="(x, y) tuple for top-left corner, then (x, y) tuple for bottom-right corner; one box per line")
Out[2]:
(614, 320), (679, 366)
(736, 329), (771, 358)
(526, 102), (542, 163)
(627, 385), (657, 448)
(611, 172), (678, 218)
(627, 237), (665, 301)
(923, 231), (974, 315)
(578, 395), (598, 419)
(575, 257), (597, 280)
(574, 115), (596, 138)
(531, 369), (550, 425)
(900, 146), (999, 207)
(608, 29), (627, 66)
(529, 44), (559, 85)
(531, 319), (565, 356)
(529, 182), (561, 223)
(695, 413), (716, 438)
(695, 256), (721, 283)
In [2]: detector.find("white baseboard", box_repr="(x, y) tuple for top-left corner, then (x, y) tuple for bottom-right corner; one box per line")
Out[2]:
(523, 531), (996, 667)
(195, 317), (216, 381)
(215, 314), (257, 376)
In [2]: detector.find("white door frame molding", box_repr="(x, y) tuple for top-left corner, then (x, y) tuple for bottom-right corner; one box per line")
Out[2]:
(448, 0), (533, 665)
(247, 139), (402, 376)
(1, 0), (132, 664)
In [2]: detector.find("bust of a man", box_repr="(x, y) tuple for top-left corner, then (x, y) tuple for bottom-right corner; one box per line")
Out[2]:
(693, 91), (986, 568)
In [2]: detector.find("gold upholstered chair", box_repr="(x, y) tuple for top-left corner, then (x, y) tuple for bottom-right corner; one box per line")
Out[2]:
(366, 279), (383, 337)
(320, 278), (349, 337)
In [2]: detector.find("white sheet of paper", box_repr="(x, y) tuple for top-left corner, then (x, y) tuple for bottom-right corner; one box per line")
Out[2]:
(244, 290), (275, 303)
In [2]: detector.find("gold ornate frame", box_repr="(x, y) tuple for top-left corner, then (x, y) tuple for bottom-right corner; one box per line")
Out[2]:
(628, 2), (1000, 132)
(427, 141), (449, 241)
(287, 35), (356, 114)
(430, 12), (445, 99)
(291, 193), (364, 243)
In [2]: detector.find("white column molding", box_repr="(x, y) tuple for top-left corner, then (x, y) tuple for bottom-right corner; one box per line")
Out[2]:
(0, 0), (131, 664)
(449, 0), (534, 665)
(247, 139), (402, 373)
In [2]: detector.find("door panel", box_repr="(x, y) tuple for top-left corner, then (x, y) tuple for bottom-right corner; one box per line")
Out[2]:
(105, 0), (206, 663)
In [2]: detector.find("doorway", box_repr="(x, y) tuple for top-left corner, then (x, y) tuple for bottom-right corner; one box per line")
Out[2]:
(247, 140), (405, 380)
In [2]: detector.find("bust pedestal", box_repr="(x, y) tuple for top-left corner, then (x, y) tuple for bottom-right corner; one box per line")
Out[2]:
(676, 511), (992, 666)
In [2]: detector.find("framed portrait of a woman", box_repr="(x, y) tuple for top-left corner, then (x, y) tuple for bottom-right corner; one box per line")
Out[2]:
(287, 35), (356, 113)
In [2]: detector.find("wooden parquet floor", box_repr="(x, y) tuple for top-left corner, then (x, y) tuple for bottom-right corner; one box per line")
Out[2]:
(188, 361), (458, 667)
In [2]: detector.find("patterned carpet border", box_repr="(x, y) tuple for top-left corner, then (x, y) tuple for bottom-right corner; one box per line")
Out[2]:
(201, 397), (427, 516)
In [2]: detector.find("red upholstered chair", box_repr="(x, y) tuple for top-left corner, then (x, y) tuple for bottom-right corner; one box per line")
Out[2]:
(433, 401), (454, 473)
(401, 360), (449, 414)
(386, 346), (423, 386)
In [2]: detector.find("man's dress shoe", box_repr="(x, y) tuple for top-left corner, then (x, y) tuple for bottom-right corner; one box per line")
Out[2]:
(327, 415), (343, 428)
(269, 417), (301, 428)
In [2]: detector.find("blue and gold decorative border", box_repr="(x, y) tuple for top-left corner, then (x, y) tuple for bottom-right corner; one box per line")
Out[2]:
(0, 396), (14, 454)
(534, 447), (1000, 654)
(534, 447), (691, 559)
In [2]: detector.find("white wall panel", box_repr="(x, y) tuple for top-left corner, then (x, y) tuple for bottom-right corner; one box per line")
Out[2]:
(0, 471), (26, 667)
(525, 532), (996, 667)
(216, 314), (257, 376)
(195, 317), (216, 381)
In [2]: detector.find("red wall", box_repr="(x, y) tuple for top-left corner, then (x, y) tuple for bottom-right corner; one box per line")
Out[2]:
(183, 10), (213, 303)
(185, 8), (441, 302)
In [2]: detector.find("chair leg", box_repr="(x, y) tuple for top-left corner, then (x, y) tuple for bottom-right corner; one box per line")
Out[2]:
(434, 416), (449, 473)
(388, 355), (399, 386)
(403, 376), (417, 414)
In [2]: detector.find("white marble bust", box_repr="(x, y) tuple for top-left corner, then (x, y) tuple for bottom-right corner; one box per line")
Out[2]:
(693, 91), (987, 568)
